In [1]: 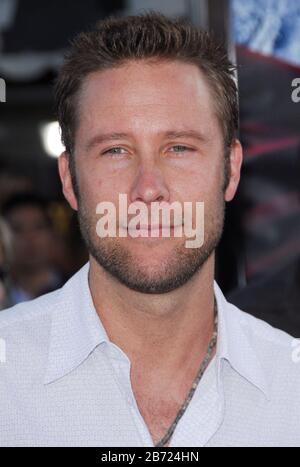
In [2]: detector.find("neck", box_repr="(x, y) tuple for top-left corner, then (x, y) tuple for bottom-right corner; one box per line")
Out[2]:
(89, 254), (216, 376)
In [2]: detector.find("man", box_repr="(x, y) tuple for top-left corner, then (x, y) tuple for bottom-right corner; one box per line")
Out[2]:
(1, 193), (65, 304)
(0, 12), (299, 447)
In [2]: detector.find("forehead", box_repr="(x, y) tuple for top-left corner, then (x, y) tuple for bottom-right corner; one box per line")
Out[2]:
(76, 60), (219, 134)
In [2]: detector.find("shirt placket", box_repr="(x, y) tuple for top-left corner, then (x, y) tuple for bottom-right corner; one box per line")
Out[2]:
(168, 358), (225, 447)
(104, 342), (154, 447)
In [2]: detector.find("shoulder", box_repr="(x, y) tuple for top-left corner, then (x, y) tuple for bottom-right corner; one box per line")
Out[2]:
(0, 264), (87, 333)
(0, 265), (89, 391)
(228, 302), (300, 385)
(0, 288), (66, 391)
(0, 287), (61, 332)
(0, 288), (63, 366)
(230, 302), (296, 347)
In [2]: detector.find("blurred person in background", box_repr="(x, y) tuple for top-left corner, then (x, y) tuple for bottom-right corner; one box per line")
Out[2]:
(1, 192), (65, 304)
(0, 217), (12, 310)
(0, 169), (33, 208)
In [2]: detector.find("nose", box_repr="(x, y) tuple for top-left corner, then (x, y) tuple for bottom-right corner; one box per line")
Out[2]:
(129, 163), (170, 205)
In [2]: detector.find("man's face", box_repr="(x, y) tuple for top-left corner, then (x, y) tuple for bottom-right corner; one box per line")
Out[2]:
(6, 206), (52, 270)
(59, 60), (242, 293)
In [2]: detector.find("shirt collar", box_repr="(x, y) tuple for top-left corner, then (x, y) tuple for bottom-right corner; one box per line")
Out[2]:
(43, 262), (108, 384)
(214, 281), (270, 400)
(44, 262), (269, 399)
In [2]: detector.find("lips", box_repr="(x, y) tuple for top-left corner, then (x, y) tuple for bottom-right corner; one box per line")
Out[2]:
(126, 224), (183, 237)
(137, 224), (174, 230)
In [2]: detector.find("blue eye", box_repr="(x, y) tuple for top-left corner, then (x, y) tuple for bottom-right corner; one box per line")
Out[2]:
(102, 147), (126, 156)
(101, 145), (193, 156)
(170, 145), (191, 153)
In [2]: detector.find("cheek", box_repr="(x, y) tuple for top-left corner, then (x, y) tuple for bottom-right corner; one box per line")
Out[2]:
(177, 172), (216, 203)
(185, 169), (224, 222)
(174, 153), (222, 193)
(79, 171), (126, 214)
(78, 165), (103, 203)
(83, 167), (137, 208)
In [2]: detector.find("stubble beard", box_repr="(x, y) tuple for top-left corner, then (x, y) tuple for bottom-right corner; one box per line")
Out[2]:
(77, 194), (225, 295)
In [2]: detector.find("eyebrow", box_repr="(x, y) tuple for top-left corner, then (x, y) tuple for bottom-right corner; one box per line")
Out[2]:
(85, 133), (131, 152)
(85, 129), (208, 152)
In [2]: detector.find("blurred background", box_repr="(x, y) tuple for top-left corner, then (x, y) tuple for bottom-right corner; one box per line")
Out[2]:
(0, 0), (299, 335)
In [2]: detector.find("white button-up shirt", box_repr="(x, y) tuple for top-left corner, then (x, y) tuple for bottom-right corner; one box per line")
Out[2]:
(0, 262), (300, 447)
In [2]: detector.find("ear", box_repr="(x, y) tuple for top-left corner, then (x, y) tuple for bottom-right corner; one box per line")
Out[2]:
(58, 152), (78, 210)
(224, 139), (243, 202)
